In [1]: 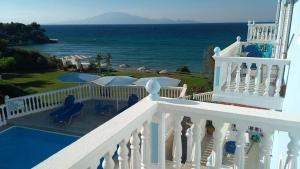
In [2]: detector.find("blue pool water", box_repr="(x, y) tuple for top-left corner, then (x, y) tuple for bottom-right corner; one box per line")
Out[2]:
(0, 127), (78, 169)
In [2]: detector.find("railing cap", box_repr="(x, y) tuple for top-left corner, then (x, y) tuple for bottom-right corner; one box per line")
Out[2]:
(213, 47), (221, 57)
(145, 79), (161, 101)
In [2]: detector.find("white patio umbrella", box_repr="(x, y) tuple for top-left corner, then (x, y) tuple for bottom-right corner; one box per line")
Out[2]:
(92, 76), (137, 86)
(133, 77), (180, 87)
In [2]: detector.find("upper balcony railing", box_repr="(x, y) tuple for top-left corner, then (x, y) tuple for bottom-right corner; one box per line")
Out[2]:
(34, 80), (300, 169)
(247, 21), (278, 43)
(212, 37), (290, 110)
(0, 83), (186, 127)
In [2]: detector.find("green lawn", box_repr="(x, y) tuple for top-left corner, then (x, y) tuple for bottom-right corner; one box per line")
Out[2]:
(0, 70), (76, 94)
(0, 69), (211, 102)
(108, 70), (211, 94)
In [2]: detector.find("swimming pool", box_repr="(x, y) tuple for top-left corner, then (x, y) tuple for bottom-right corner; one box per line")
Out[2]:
(0, 126), (78, 169)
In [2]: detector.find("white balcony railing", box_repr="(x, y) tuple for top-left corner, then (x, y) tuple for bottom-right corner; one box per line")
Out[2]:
(0, 83), (186, 126)
(192, 92), (213, 102)
(213, 47), (290, 110)
(247, 21), (278, 43)
(34, 80), (300, 169)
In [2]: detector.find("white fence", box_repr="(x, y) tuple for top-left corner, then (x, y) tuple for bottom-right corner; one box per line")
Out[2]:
(0, 83), (186, 126)
(34, 88), (300, 169)
(247, 22), (277, 43)
(192, 92), (213, 102)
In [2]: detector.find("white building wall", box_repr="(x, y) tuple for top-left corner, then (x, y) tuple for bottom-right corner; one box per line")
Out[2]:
(272, 0), (300, 168)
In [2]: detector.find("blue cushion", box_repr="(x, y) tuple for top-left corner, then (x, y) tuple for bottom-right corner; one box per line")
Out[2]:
(242, 44), (263, 58)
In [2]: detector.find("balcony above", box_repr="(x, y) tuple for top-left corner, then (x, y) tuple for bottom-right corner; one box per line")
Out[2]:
(247, 21), (278, 44)
(212, 38), (290, 110)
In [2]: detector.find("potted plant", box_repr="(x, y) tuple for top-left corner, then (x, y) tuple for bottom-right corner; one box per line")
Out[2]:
(206, 120), (215, 135)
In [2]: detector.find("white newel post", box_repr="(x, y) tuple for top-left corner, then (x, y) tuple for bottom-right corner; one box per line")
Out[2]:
(141, 121), (151, 169)
(284, 133), (300, 169)
(118, 139), (129, 169)
(191, 119), (205, 169)
(234, 124), (248, 169)
(102, 151), (115, 169)
(258, 128), (274, 169)
(4, 96), (10, 119)
(172, 116), (183, 169)
(130, 130), (140, 169)
(213, 47), (222, 92)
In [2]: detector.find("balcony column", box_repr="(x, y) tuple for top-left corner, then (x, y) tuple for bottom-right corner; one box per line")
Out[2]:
(234, 62), (241, 93)
(191, 119), (206, 169)
(258, 128), (274, 169)
(102, 151), (115, 169)
(247, 21), (252, 41)
(225, 62), (232, 93)
(172, 116), (183, 169)
(254, 63), (262, 96)
(118, 139), (129, 169)
(207, 120), (228, 169)
(233, 124), (248, 169)
(141, 121), (151, 169)
(284, 132), (300, 169)
(130, 130), (140, 169)
(263, 64), (273, 96)
(243, 62), (251, 95)
(275, 64), (284, 97)
(186, 126), (193, 163)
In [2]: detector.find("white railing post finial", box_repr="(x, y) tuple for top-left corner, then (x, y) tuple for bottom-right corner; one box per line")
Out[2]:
(145, 79), (161, 101)
(213, 47), (221, 58)
(236, 36), (241, 42)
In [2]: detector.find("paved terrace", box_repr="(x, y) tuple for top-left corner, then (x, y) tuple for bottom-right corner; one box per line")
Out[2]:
(7, 99), (127, 136)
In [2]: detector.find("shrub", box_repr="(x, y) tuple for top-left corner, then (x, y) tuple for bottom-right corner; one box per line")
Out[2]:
(0, 57), (15, 72)
(176, 66), (191, 73)
(0, 39), (8, 52)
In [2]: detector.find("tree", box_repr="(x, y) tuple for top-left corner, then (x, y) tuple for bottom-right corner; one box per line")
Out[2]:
(106, 53), (112, 72)
(176, 66), (191, 73)
(95, 52), (103, 75)
(201, 45), (215, 87)
(0, 39), (8, 52)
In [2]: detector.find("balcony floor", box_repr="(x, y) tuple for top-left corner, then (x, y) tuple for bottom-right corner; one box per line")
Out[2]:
(7, 99), (127, 136)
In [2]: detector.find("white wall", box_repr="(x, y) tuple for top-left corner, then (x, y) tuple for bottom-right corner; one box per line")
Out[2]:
(272, 0), (300, 168)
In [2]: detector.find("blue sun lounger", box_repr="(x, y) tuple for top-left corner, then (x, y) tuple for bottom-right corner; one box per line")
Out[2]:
(53, 102), (83, 125)
(117, 94), (139, 113)
(49, 95), (75, 118)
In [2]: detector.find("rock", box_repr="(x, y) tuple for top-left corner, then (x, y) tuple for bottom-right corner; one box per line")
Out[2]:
(119, 64), (130, 68)
(159, 70), (168, 74)
(137, 66), (146, 71)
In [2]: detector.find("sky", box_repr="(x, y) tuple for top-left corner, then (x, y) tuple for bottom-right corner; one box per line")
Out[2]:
(0, 0), (278, 24)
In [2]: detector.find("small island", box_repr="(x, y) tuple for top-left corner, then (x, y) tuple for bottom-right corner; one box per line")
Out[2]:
(0, 22), (57, 46)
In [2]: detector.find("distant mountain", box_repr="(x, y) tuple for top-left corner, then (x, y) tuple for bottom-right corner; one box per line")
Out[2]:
(61, 12), (197, 25)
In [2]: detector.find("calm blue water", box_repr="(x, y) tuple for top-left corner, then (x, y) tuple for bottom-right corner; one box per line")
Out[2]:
(0, 127), (78, 169)
(26, 24), (247, 72)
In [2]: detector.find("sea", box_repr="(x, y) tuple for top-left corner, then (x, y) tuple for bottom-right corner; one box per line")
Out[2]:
(25, 24), (247, 73)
